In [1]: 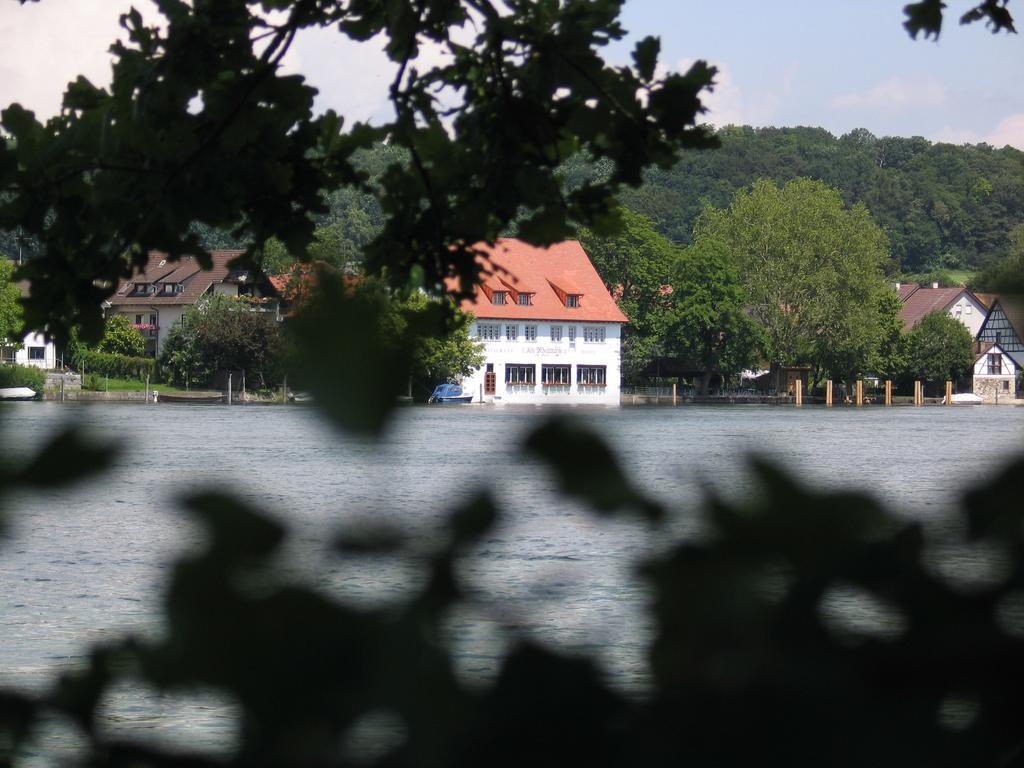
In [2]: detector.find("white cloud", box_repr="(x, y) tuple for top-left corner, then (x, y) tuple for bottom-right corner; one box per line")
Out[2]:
(675, 59), (786, 128)
(934, 113), (1024, 150)
(831, 76), (946, 111)
(0, 0), (157, 118)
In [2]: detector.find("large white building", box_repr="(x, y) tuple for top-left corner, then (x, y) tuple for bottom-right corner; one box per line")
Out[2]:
(457, 239), (627, 405)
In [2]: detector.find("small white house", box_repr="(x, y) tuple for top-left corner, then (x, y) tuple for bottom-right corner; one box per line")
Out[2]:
(2, 331), (57, 369)
(457, 239), (627, 405)
(972, 343), (1018, 403)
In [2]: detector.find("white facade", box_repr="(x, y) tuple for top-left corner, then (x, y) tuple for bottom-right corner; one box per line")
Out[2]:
(949, 293), (988, 337)
(4, 331), (57, 369)
(108, 305), (185, 357)
(462, 319), (622, 405)
(972, 343), (1019, 403)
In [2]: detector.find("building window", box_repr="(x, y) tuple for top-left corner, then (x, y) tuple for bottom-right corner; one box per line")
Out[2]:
(517, 293), (531, 306)
(987, 353), (1003, 375)
(577, 365), (607, 386)
(550, 325), (562, 342)
(176, 284), (184, 294)
(477, 323), (500, 340)
(1, 347), (15, 363)
(506, 324), (518, 341)
(525, 325), (537, 341)
(149, 314), (157, 326)
(28, 346), (45, 361)
(135, 314), (143, 324)
(505, 364), (535, 385)
(954, 305), (962, 316)
(1004, 380), (1010, 391)
(492, 291), (506, 305)
(966, 305), (972, 314)
(583, 326), (605, 343)
(542, 365), (570, 386)
(565, 294), (580, 308)
(567, 326), (576, 343)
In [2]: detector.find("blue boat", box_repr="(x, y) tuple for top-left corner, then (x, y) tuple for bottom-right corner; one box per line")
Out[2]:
(428, 383), (474, 404)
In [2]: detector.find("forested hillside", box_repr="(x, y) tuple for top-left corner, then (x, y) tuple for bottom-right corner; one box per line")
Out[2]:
(610, 126), (1024, 275)
(4, 128), (1021, 280)
(281, 128), (1024, 278)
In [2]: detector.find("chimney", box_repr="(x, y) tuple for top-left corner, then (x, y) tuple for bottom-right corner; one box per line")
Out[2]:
(931, 281), (939, 289)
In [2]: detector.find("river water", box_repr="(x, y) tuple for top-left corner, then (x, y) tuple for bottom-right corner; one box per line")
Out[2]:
(2, 401), (1023, 758)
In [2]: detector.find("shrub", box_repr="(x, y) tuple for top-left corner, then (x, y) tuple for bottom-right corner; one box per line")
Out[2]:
(0, 364), (46, 391)
(100, 315), (147, 357)
(72, 348), (155, 381)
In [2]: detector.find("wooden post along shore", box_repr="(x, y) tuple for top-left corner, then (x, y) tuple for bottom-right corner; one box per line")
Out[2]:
(885, 380), (892, 406)
(855, 380), (864, 407)
(672, 382), (677, 406)
(913, 380), (923, 405)
(945, 380), (953, 405)
(825, 380), (833, 407)
(795, 378), (802, 406)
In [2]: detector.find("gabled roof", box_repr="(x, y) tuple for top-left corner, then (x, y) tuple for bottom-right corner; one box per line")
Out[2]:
(897, 285), (982, 330)
(455, 239), (627, 323)
(107, 250), (251, 306)
(986, 296), (1024, 342)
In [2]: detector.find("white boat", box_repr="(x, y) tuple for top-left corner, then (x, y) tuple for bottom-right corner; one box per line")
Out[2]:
(0, 387), (37, 401)
(944, 393), (983, 405)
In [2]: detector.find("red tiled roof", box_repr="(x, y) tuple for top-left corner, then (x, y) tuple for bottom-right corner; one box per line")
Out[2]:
(107, 250), (248, 306)
(897, 283), (920, 301)
(454, 239), (627, 324)
(897, 286), (978, 330)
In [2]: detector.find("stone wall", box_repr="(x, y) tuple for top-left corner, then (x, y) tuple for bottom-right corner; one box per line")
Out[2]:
(973, 375), (1016, 403)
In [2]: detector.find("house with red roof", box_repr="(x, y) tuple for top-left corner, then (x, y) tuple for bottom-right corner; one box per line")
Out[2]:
(895, 282), (988, 336)
(104, 250), (278, 356)
(456, 239), (627, 404)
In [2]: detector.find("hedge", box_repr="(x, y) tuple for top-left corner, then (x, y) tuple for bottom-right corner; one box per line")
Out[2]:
(72, 348), (155, 381)
(0, 364), (46, 391)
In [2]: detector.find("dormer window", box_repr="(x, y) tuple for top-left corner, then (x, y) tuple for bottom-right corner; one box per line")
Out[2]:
(492, 291), (507, 305)
(565, 294), (581, 308)
(517, 293), (532, 306)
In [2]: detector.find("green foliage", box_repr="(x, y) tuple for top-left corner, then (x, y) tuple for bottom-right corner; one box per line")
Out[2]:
(694, 178), (892, 385)
(666, 236), (764, 391)
(577, 209), (680, 380)
(2, 0), (717, 350)
(0, 363), (44, 390)
(160, 294), (284, 388)
(98, 314), (146, 357)
(560, 126), (1024, 275)
(71, 347), (155, 381)
(0, 257), (22, 345)
(400, 294), (485, 395)
(973, 223), (1024, 294)
(903, 311), (976, 394)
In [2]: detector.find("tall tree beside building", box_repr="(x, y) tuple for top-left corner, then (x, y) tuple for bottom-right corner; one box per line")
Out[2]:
(903, 311), (976, 395)
(0, 258), (22, 346)
(576, 210), (680, 380)
(665, 236), (764, 393)
(692, 178), (891, 387)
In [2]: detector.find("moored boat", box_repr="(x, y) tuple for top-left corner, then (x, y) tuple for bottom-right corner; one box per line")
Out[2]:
(0, 387), (37, 401)
(156, 392), (225, 404)
(428, 383), (474, 404)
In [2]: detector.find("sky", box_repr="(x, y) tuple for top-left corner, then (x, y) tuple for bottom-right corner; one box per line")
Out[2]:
(0, 0), (1021, 148)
